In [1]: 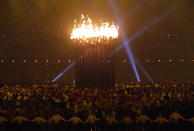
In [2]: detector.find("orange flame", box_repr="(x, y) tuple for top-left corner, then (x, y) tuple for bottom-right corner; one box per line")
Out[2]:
(70, 15), (119, 42)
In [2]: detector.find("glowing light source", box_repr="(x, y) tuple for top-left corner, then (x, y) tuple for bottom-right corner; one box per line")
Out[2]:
(57, 59), (61, 63)
(136, 60), (154, 83)
(107, 0), (141, 82)
(52, 62), (75, 83)
(34, 59), (38, 63)
(70, 15), (119, 43)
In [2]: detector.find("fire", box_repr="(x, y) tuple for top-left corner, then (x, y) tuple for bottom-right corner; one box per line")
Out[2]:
(70, 15), (119, 43)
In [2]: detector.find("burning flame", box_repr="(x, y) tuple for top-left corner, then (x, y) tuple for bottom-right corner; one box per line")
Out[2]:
(70, 15), (119, 42)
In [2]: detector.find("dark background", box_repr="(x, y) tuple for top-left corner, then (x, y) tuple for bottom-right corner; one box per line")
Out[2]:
(0, 0), (194, 82)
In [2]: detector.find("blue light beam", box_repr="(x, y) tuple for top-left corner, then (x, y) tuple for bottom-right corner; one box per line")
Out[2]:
(108, 0), (141, 82)
(51, 62), (75, 83)
(111, 3), (177, 83)
(124, 42), (141, 82)
(114, 4), (176, 53)
(136, 60), (154, 83)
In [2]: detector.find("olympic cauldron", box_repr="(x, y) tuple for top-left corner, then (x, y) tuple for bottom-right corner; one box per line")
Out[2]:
(71, 15), (119, 88)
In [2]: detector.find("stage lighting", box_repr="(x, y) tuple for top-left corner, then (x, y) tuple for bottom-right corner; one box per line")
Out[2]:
(51, 62), (75, 83)
(108, 0), (141, 82)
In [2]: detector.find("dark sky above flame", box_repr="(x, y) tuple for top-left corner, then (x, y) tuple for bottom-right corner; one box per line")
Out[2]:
(0, 0), (194, 60)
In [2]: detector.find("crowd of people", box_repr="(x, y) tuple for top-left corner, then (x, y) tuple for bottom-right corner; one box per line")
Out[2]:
(0, 81), (194, 131)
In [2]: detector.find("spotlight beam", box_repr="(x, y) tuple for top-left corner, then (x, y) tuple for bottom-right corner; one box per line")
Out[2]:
(108, 0), (141, 82)
(51, 62), (75, 83)
(111, 3), (177, 83)
(136, 60), (154, 83)
(115, 3), (177, 53)
(124, 42), (141, 82)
